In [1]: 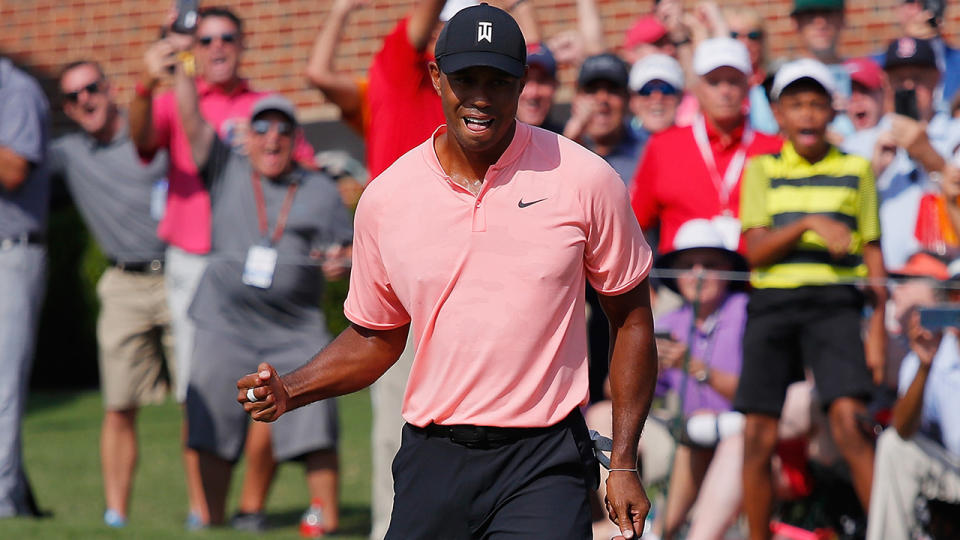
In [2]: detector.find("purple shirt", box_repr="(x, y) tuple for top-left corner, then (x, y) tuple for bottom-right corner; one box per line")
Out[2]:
(655, 292), (748, 416)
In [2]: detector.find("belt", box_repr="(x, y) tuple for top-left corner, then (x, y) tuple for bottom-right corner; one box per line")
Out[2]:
(110, 258), (164, 274)
(414, 412), (576, 449)
(0, 232), (45, 249)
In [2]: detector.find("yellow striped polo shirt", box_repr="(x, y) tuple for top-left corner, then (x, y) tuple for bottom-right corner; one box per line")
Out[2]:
(740, 142), (880, 289)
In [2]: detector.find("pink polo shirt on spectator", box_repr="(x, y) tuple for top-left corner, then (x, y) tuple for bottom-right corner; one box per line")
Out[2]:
(344, 122), (652, 428)
(148, 78), (315, 254)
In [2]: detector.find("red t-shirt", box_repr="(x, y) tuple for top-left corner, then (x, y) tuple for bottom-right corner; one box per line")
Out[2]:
(630, 118), (782, 253)
(365, 17), (445, 180)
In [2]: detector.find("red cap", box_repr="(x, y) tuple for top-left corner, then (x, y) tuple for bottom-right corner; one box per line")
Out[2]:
(623, 16), (668, 50)
(893, 252), (949, 281)
(844, 57), (884, 91)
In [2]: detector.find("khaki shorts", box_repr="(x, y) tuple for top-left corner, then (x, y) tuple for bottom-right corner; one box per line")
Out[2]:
(96, 267), (174, 410)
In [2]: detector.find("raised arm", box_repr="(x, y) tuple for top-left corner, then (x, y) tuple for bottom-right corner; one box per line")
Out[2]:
(575, 0), (606, 55)
(130, 36), (184, 155)
(172, 48), (216, 170)
(306, 0), (367, 120)
(495, 0), (542, 46)
(238, 323), (409, 422)
(407, 0), (447, 53)
(892, 311), (939, 439)
(597, 279), (657, 539)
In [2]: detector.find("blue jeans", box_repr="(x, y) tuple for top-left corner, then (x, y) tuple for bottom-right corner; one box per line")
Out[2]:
(0, 244), (45, 517)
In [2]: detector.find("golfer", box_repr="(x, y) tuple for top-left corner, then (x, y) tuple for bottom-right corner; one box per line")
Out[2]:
(239, 4), (658, 538)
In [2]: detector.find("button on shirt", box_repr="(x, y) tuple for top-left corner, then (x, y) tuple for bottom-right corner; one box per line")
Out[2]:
(344, 122), (653, 428)
(0, 58), (50, 237)
(843, 113), (960, 269)
(655, 292), (747, 416)
(49, 123), (168, 263)
(146, 79), (316, 254)
(630, 120), (782, 254)
(898, 331), (960, 458)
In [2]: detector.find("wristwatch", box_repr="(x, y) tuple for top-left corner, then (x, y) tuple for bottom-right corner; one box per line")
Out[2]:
(694, 367), (711, 384)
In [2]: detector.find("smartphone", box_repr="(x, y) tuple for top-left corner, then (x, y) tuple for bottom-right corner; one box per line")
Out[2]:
(171, 0), (200, 34)
(894, 88), (920, 120)
(918, 304), (960, 330)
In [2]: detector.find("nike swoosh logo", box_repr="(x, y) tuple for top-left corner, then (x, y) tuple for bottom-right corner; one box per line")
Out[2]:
(518, 197), (547, 208)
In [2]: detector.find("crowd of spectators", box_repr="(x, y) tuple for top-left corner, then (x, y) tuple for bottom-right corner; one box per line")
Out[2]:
(2, 0), (960, 539)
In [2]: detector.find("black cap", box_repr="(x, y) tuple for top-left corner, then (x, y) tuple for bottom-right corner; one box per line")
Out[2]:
(434, 3), (526, 78)
(577, 53), (630, 89)
(883, 37), (938, 70)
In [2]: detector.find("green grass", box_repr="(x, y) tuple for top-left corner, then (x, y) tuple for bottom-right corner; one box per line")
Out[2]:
(8, 389), (372, 539)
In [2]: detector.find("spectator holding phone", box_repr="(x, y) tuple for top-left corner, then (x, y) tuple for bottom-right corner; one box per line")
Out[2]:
(844, 37), (960, 270)
(888, 0), (960, 111)
(867, 273), (960, 540)
(129, 6), (318, 530)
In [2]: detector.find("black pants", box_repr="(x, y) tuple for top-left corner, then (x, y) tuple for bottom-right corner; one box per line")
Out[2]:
(385, 411), (598, 539)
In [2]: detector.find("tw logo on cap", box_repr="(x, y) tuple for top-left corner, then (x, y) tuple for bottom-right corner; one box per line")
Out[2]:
(478, 21), (493, 43)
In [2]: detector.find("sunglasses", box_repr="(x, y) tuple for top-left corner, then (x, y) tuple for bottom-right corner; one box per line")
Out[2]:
(674, 258), (729, 271)
(198, 33), (237, 46)
(730, 30), (763, 41)
(638, 81), (678, 97)
(251, 119), (295, 136)
(64, 80), (102, 103)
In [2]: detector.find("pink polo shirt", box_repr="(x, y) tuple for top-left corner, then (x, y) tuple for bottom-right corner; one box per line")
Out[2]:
(148, 79), (315, 254)
(344, 122), (652, 428)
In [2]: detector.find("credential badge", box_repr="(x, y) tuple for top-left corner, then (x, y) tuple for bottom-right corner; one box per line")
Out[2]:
(478, 21), (493, 43)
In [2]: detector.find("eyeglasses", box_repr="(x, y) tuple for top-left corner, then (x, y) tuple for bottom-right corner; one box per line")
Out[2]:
(63, 80), (102, 103)
(198, 33), (237, 46)
(251, 119), (295, 136)
(638, 81), (679, 97)
(730, 30), (763, 41)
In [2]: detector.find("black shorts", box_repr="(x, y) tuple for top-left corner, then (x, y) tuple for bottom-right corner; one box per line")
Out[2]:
(385, 411), (597, 540)
(734, 286), (874, 417)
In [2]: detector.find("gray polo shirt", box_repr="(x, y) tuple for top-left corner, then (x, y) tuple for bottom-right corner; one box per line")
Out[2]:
(0, 58), (50, 237)
(49, 123), (168, 263)
(188, 139), (353, 346)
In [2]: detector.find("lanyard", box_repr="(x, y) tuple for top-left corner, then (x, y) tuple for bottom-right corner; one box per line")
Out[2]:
(692, 115), (754, 214)
(250, 172), (299, 246)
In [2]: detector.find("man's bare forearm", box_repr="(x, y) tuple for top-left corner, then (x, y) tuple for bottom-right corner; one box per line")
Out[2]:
(599, 280), (658, 468)
(407, 0), (446, 52)
(129, 75), (158, 154)
(306, 1), (363, 115)
(281, 323), (409, 411)
(892, 363), (930, 439)
(173, 66), (215, 169)
(0, 146), (30, 191)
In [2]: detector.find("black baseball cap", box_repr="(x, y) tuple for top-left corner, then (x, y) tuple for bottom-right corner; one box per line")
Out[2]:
(434, 3), (527, 78)
(883, 37), (938, 70)
(577, 53), (630, 89)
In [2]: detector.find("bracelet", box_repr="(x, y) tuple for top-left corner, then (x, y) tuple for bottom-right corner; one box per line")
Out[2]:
(134, 80), (154, 99)
(508, 0), (529, 11)
(608, 468), (638, 473)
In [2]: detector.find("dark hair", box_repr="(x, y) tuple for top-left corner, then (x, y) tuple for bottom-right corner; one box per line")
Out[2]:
(198, 6), (243, 34)
(58, 60), (105, 87)
(777, 77), (831, 101)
